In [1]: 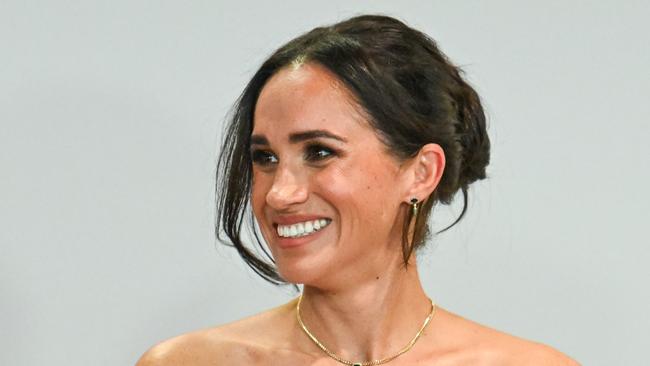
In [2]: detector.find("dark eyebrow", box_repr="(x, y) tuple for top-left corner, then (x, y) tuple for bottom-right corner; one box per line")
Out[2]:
(250, 130), (347, 147)
(289, 130), (347, 144)
(250, 135), (269, 146)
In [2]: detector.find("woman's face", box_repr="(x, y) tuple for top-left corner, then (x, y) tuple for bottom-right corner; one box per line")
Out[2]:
(250, 63), (410, 287)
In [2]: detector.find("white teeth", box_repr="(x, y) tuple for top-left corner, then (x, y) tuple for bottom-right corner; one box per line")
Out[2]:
(277, 219), (330, 238)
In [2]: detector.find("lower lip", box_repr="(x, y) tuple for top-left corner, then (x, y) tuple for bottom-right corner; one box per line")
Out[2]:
(275, 225), (328, 249)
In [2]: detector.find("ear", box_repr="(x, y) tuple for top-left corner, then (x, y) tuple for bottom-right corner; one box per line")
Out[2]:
(401, 143), (445, 203)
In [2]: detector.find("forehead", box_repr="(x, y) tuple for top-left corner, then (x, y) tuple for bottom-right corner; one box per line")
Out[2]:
(253, 63), (368, 136)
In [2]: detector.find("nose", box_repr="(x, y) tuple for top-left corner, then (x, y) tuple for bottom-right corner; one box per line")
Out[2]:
(265, 165), (308, 210)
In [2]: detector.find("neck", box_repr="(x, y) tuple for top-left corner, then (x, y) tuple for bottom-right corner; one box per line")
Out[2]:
(295, 257), (432, 362)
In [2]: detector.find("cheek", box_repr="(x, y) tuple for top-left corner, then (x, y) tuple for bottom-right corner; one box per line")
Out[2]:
(314, 159), (400, 228)
(313, 166), (354, 202)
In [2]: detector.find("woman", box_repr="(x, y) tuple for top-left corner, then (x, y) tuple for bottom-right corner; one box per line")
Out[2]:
(138, 14), (579, 365)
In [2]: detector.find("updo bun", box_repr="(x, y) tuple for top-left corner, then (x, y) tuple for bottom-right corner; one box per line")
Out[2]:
(446, 66), (490, 194)
(216, 14), (491, 285)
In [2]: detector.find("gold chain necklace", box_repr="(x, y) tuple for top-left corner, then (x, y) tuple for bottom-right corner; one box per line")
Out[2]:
(296, 294), (436, 366)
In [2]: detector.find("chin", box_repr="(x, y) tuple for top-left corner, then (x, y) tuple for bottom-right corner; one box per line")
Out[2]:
(276, 261), (318, 285)
(276, 253), (340, 287)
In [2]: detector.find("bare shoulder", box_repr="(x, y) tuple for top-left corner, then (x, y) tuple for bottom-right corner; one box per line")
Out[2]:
(135, 327), (224, 366)
(432, 307), (580, 365)
(515, 342), (581, 366)
(135, 300), (301, 366)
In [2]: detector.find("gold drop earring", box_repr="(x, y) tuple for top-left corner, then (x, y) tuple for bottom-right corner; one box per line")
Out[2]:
(410, 198), (419, 218)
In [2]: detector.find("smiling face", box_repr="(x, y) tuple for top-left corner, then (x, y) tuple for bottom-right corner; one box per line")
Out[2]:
(250, 63), (411, 288)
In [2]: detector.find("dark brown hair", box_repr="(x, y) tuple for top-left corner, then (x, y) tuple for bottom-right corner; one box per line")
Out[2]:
(216, 14), (490, 285)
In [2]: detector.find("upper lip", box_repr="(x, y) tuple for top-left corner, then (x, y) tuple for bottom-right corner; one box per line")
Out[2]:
(273, 214), (330, 226)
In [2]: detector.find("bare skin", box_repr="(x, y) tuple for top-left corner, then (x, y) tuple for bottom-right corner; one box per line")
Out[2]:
(137, 290), (579, 366)
(136, 63), (579, 366)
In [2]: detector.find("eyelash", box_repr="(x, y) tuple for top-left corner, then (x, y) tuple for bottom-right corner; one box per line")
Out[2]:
(250, 149), (278, 166)
(250, 144), (337, 167)
(304, 143), (336, 162)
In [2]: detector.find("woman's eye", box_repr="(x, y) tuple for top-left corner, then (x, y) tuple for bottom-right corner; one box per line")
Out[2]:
(251, 150), (278, 166)
(304, 144), (335, 162)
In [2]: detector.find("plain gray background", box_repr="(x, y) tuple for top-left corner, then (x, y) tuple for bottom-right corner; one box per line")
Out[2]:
(2, 1), (648, 365)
